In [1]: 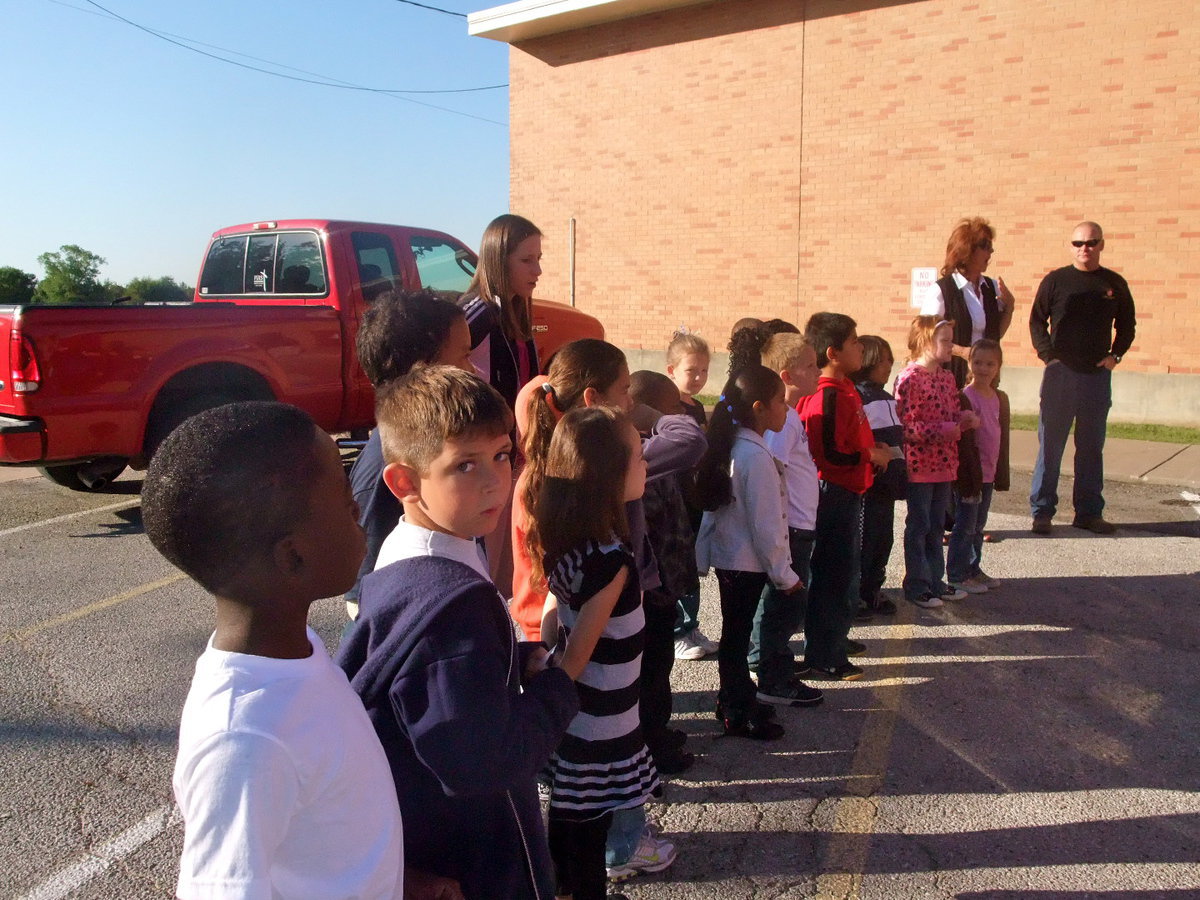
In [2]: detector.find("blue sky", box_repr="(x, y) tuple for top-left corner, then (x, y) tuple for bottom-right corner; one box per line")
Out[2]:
(2, 0), (509, 285)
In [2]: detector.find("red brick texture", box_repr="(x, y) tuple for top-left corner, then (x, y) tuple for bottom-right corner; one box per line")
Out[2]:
(507, 0), (1198, 375)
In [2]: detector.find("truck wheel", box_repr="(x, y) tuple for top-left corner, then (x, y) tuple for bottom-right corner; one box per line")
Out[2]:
(38, 457), (129, 492)
(143, 392), (245, 459)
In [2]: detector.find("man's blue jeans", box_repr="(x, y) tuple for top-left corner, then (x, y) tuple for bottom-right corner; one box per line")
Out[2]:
(1030, 361), (1112, 520)
(903, 481), (952, 602)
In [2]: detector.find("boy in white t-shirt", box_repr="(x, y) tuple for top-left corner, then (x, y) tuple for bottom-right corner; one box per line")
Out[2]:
(752, 331), (825, 706)
(142, 402), (409, 900)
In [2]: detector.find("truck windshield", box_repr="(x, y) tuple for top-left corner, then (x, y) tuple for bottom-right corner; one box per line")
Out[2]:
(199, 231), (327, 296)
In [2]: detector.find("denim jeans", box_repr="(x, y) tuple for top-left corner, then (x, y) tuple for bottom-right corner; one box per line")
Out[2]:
(947, 484), (994, 583)
(1030, 361), (1112, 519)
(903, 480), (952, 601)
(716, 569), (769, 720)
(604, 803), (647, 867)
(749, 528), (814, 690)
(804, 482), (862, 669)
(673, 589), (701, 636)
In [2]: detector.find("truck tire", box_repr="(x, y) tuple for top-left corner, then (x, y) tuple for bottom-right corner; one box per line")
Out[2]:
(37, 457), (129, 492)
(143, 392), (241, 459)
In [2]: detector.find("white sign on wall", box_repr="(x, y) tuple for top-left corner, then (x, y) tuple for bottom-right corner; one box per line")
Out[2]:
(910, 267), (937, 309)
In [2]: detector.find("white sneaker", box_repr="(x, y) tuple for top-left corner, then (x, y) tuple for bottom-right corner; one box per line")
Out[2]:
(976, 570), (1002, 589)
(691, 628), (719, 654)
(674, 633), (707, 660)
(911, 592), (944, 608)
(940, 586), (968, 601)
(951, 578), (988, 595)
(607, 832), (677, 881)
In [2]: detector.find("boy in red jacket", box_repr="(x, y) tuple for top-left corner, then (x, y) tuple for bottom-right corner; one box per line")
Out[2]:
(798, 313), (891, 680)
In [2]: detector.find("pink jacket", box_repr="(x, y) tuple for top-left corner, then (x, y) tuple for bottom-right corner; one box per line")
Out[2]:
(894, 363), (960, 483)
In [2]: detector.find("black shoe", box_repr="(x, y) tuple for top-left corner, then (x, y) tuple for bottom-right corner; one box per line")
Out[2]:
(722, 717), (785, 740)
(844, 639), (867, 658)
(664, 728), (687, 751)
(756, 679), (824, 707)
(1031, 514), (1052, 535)
(715, 699), (778, 723)
(1072, 515), (1116, 535)
(652, 747), (695, 774)
(869, 596), (898, 615)
(807, 662), (864, 681)
(854, 602), (874, 622)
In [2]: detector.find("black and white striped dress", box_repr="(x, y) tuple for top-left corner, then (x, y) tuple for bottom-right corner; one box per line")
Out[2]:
(545, 537), (660, 820)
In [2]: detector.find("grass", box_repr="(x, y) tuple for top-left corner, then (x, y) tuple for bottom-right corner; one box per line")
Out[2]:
(698, 396), (1200, 444)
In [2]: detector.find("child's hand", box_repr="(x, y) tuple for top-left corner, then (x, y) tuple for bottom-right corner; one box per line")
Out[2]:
(781, 580), (805, 595)
(523, 646), (550, 680)
(868, 445), (892, 469)
(959, 410), (980, 431)
(404, 869), (465, 900)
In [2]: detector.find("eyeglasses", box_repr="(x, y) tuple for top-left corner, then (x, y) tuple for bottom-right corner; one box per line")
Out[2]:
(1072, 239), (1101, 248)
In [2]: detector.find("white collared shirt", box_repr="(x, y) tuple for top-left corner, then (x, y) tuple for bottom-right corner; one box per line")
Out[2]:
(375, 517), (490, 580)
(919, 272), (1005, 345)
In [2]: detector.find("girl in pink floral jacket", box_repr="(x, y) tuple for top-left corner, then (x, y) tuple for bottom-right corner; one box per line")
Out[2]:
(894, 317), (978, 609)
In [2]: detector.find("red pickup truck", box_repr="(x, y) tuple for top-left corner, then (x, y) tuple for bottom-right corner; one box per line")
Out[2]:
(1, 220), (603, 490)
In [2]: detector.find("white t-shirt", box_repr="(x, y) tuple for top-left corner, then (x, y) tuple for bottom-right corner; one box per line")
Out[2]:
(919, 272), (1005, 346)
(764, 407), (819, 531)
(174, 628), (404, 900)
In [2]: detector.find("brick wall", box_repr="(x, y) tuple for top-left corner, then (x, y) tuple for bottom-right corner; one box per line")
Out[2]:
(508, 0), (1199, 384)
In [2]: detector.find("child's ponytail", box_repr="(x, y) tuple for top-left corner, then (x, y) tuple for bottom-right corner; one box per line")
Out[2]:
(694, 364), (781, 510)
(727, 323), (770, 374)
(521, 339), (627, 524)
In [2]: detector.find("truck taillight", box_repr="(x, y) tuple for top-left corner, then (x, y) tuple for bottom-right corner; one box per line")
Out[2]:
(10, 330), (40, 393)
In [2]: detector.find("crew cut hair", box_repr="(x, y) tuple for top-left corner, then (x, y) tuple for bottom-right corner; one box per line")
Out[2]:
(376, 365), (512, 473)
(804, 312), (857, 368)
(141, 401), (324, 595)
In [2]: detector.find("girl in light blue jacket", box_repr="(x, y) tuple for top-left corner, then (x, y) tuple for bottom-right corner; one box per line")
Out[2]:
(694, 364), (800, 740)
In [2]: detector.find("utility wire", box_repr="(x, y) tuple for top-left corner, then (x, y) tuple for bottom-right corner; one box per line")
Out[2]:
(391, 0), (467, 18)
(73, 0), (507, 124)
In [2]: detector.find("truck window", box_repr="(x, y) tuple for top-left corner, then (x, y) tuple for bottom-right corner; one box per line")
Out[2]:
(199, 236), (246, 295)
(410, 235), (475, 301)
(352, 232), (399, 303)
(199, 230), (327, 296)
(275, 233), (327, 294)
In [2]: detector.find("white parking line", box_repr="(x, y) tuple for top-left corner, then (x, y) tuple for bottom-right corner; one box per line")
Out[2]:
(1182, 490), (1200, 519)
(0, 499), (140, 539)
(16, 805), (180, 900)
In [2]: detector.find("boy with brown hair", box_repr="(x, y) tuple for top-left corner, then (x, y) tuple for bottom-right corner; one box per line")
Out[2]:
(798, 313), (891, 681)
(337, 366), (579, 900)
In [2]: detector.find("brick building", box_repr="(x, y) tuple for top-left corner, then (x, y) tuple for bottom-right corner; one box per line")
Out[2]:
(471, 0), (1199, 424)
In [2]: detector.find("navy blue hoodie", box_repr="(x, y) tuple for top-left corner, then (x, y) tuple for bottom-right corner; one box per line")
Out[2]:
(337, 555), (579, 900)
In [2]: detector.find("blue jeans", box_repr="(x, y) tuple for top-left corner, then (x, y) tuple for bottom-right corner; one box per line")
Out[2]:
(1030, 361), (1112, 519)
(605, 804), (647, 867)
(947, 483), (994, 583)
(903, 481), (952, 601)
(804, 482), (862, 669)
(749, 528), (814, 689)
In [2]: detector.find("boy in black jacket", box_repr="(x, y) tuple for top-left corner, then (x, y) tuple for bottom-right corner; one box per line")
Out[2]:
(852, 336), (906, 618)
(337, 366), (579, 900)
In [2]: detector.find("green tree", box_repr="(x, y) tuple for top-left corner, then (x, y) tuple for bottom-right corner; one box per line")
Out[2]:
(122, 276), (193, 304)
(0, 267), (38, 305)
(34, 244), (109, 304)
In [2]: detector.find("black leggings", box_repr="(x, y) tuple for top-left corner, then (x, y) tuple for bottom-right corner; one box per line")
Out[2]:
(548, 810), (614, 900)
(716, 568), (769, 721)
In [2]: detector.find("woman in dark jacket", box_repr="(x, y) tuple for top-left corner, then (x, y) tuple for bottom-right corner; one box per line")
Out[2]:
(920, 217), (1016, 387)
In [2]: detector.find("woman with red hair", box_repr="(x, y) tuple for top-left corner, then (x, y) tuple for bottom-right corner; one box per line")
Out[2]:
(919, 217), (1015, 387)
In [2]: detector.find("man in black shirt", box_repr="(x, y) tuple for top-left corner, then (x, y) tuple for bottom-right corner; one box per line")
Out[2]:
(1028, 221), (1136, 535)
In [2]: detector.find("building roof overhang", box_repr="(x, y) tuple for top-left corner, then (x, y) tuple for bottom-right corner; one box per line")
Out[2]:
(468, 0), (709, 43)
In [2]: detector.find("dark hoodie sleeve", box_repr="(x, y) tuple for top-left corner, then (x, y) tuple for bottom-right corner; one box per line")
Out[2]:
(643, 413), (706, 482)
(390, 585), (579, 795)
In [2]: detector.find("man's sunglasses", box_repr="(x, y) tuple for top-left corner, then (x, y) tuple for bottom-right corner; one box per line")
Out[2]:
(1072, 239), (1101, 248)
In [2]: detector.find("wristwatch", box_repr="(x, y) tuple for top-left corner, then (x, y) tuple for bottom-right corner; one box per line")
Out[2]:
(1111, 354), (1122, 364)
